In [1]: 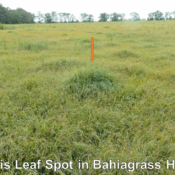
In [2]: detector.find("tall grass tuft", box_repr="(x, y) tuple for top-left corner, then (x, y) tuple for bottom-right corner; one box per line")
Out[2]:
(18, 39), (48, 52)
(106, 33), (116, 46)
(3, 38), (7, 50)
(17, 60), (20, 73)
(81, 38), (90, 43)
(66, 68), (115, 99)
(114, 50), (138, 58)
(18, 38), (22, 51)
(107, 33), (114, 43)
(14, 38), (16, 45)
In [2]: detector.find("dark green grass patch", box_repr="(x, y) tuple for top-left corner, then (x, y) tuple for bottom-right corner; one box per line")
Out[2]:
(36, 59), (84, 72)
(81, 38), (90, 43)
(5, 25), (16, 30)
(18, 39), (48, 52)
(22, 79), (40, 91)
(7, 31), (15, 33)
(114, 50), (139, 58)
(118, 65), (146, 77)
(105, 42), (118, 46)
(106, 33), (115, 43)
(96, 32), (103, 34)
(66, 68), (115, 99)
(62, 33), (68, 36)
(144, 44), (158, 48)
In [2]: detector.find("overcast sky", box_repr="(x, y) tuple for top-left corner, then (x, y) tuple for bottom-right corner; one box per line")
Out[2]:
(1, 0), (175, 21)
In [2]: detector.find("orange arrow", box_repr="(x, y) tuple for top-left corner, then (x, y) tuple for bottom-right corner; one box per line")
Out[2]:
(91, 37), (94, 61)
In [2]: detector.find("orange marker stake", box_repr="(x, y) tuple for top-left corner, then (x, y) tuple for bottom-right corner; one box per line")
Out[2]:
(91, 37), (94, 61)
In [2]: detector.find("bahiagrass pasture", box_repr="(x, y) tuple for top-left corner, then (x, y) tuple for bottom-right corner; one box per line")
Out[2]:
(0, 21), (175, 174)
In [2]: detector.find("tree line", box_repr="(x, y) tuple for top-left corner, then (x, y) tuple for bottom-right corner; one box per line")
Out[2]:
(0, 4), (175, 24)
(0, 4), (35, 24)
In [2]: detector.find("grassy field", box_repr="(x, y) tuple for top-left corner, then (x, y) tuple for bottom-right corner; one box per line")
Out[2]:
(0, 21), (175, 174)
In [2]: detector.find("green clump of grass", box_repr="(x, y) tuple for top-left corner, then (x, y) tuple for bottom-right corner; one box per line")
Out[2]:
(106, 33), (115, 44)
(37, 59), (79, 72)
(106, 42), (117, 46)
(68, 37), (81, 41)
(114, 50), (138, 58)
(19, 39), (48, 52)
(144, 44), (157, 48)
(3, 38), (7, 50)
(81, 38), (90, 43)
(96, 32), (103, 34)
(22, 79), (39, 91)
(62, 33), (68, 36)
(104, 26), (110, 28)
(24, 42), (48, 51)
(118, 65), (146, 77)
(7, 26), (16, 30)
(66, 68), (115, 99)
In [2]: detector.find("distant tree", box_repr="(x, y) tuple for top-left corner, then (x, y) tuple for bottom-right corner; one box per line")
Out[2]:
(9, 10), (21, 24)
(14, 8), (35, 23)
(69, 14), (76, 22)
(121, 13), (126, 21)
(45, 13), (52, 23)
(99, 13), (109, 22)
(16, 8), (29, 23)
(62, 13), (68, 22)
(148, 11), (164, 21)
(30, 13), (35, 23)
(61, 13), (69, 22)
(165, 12), (175, 20)
(5, 8), (12, 23)
(0, 4), (35, 24)
(110, 13), (121, 21)
(80, 13), (88, 22)
(172, 11), (175, 19)
(130, 12), (140, 21)
(154, 10), (164, 20)
(0, 4), (8, 23)
(51, 11), (58, 23)
(58, 13), (64, 22)
(87, 14), (94, 22)
(65, 13), (76, 22)
(165, 12), (171, 20)
(37, 11), (44, 23)
(147, 12), (154, 20)
(80, 13), (94, 22)
(57, 13), (67, 22)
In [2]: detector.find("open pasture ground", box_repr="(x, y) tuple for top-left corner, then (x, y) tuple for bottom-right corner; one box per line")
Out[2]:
(0, 21), (175, 174)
